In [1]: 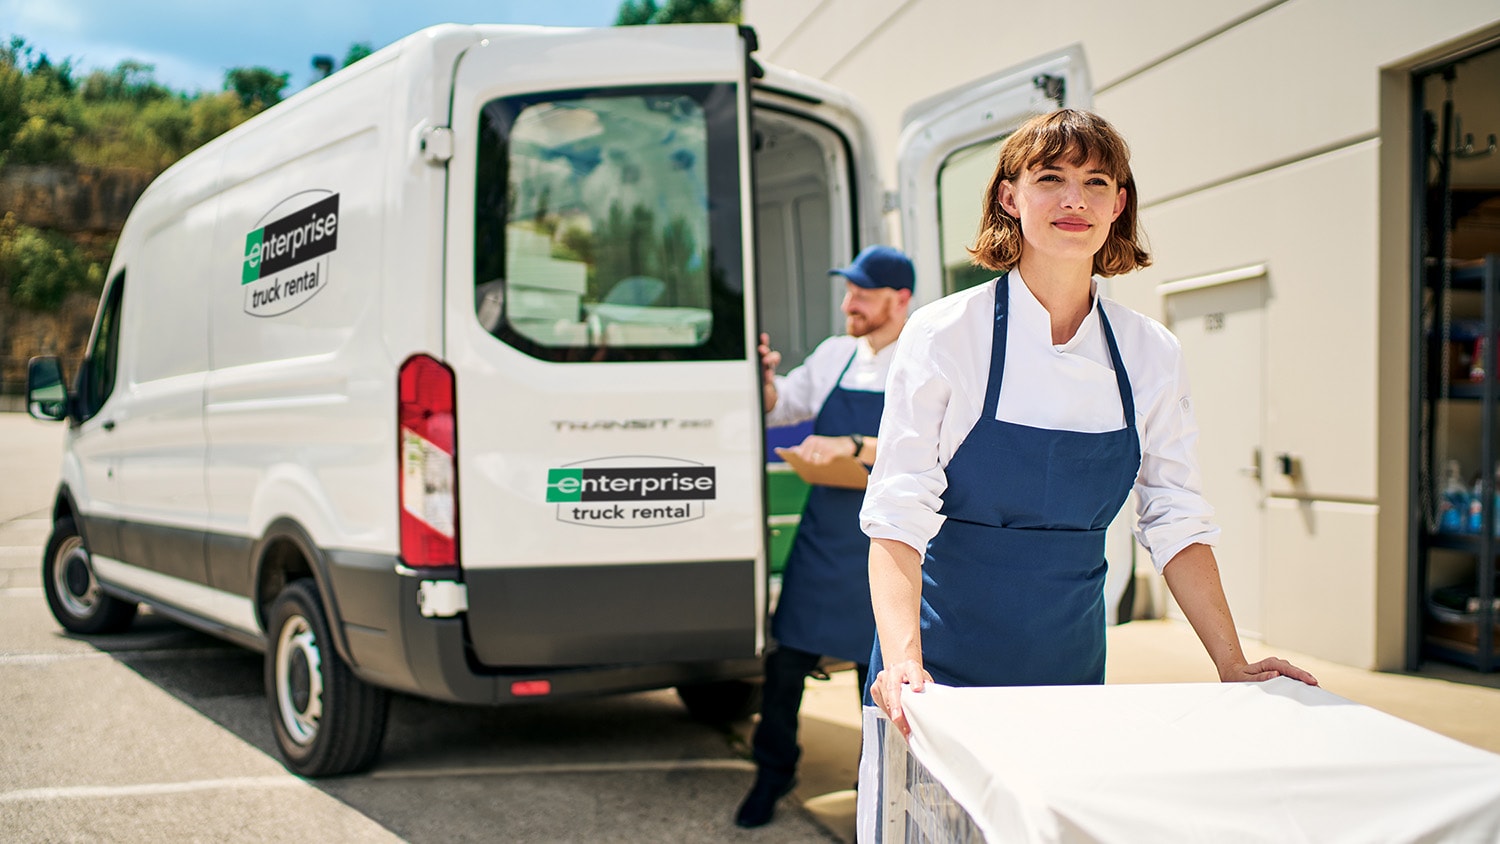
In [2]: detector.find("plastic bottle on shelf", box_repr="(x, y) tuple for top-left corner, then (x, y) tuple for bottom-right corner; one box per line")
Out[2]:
(1439, 459), (1469, 533)
(1468, 474), (1485, 533)
(1493, 463), (1500, 537)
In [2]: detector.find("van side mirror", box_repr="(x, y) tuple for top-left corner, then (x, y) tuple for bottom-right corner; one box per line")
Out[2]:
(26, 356), (69, 421)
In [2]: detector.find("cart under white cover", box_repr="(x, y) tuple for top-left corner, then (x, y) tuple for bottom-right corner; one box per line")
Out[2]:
(857, 677), (1500, 843)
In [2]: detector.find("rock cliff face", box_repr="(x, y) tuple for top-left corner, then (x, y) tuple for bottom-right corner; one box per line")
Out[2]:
(1, 164), (154, 397)
(0, 164), (154, 234)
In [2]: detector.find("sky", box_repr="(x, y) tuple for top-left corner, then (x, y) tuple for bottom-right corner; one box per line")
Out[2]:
(2, 0), (628, 95)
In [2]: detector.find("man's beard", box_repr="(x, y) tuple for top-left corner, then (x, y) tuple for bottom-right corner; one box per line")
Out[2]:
(847, 309), (887, 338)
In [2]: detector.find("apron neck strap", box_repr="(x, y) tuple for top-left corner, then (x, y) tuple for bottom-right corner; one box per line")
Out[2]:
(1097, 302), (1136, 425)
(834, 344), (860, 385)
(982, 275), (1010, 419)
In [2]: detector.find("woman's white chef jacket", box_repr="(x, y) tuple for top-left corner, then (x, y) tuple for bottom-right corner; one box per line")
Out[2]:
(766, 334), (895, 428)
(860, 272), (1220, 573)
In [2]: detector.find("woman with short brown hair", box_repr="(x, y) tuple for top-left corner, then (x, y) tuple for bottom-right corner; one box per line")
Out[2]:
(860, 108), (1314, 739)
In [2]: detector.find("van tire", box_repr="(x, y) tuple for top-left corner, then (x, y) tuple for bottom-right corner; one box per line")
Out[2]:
(42, 517), (138, 635)
(676, 679), (761, 725)
(265, 579), (389, 777)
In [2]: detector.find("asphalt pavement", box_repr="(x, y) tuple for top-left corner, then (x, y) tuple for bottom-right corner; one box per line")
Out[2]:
(0, 412), (844, 843)
(5, 410), (1500, 843)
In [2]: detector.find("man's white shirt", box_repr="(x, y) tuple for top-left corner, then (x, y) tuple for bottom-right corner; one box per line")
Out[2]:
(767, 334), (895, 429)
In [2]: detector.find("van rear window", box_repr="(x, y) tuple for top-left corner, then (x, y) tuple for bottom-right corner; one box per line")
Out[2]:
(474, 84), (744, 363)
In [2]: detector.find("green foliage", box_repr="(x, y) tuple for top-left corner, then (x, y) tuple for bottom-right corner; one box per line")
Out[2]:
(0, 53), (22, 165)
(225, 66), (289, 109)
(79, 60), (173, 103)
(616, 0), (660, 24)
(616, 0), (740, 25)
(342, 42), (374, 68)
(0, 214), (106, 311)
(1, 38), (84, 166)
(11, 100), (80, 165)
(0, 36), (270, 171)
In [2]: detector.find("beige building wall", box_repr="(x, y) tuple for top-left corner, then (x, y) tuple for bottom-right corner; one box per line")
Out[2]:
(744, 0), (1500, 670)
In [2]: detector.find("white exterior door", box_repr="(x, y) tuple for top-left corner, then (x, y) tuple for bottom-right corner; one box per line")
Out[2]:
(1164, 273), (1268, 637)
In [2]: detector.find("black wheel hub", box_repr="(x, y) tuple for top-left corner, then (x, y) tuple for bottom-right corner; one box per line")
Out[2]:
(64, 555), (90, 597)
(288, 648), (311, 711)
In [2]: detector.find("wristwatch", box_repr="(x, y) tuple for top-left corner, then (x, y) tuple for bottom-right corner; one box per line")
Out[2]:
(848, 432), (865, 458)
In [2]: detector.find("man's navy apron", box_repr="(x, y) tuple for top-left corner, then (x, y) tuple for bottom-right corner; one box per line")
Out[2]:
(868, 273), (1140, 692)
(772, 349), (883, 664)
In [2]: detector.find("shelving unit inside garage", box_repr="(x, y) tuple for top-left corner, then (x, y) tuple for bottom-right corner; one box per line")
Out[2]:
(1416, 256), (1500, 673)
(1410, 41), (1500, 675)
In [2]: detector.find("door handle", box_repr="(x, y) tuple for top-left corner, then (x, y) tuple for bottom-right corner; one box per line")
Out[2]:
(1237, 448), (1261, 480)
(1276, 452), (1299, 478)
(101, 419), (116, 431)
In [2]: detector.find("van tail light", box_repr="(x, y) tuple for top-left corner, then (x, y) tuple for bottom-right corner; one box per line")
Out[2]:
(398, 355), (458, 567)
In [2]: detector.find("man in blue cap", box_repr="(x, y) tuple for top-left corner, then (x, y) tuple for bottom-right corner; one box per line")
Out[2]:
(736, 245), (914, 828)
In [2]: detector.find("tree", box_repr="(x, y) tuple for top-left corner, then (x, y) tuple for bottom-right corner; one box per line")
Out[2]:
(0, 214), (104, 312)
(225, 66), (289, 109)
(79, 60), (172, 103)
(0, 42), (26, 165)
(1, 37), (85, 166)
(615, 0), (740, 25)
(342, 42), (374, 68)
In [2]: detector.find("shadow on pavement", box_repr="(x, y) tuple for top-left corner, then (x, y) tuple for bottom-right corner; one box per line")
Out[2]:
(72, 611), (839, 843)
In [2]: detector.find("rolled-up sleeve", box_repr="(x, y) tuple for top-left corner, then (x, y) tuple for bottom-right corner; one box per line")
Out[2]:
(861, 319), (952, 552)
(1132, 342), (1221, 572)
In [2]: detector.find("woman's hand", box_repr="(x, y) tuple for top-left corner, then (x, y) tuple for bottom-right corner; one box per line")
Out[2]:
(1163, 545), (1319, 688)
(870, 659), (933, 738)
(1219, 655), (1318, 686)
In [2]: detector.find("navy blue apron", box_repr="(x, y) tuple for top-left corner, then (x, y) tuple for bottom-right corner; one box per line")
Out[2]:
(772, 349), (884, 664)
(868, 273), (1140, 693)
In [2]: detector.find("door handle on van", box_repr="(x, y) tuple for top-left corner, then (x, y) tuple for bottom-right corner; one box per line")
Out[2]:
(101, 419), (116, 431)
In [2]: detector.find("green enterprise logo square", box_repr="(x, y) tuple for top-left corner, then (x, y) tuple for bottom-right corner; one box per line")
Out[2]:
(546, 468), (583, 502)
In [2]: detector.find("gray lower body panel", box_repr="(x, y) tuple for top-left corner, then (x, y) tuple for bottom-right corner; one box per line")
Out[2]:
(462, 560), (758, 667)
(67, 507), (762, 706)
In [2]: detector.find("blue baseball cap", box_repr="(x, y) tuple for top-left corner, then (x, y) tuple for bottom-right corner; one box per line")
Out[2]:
(829, 245), (914, 291)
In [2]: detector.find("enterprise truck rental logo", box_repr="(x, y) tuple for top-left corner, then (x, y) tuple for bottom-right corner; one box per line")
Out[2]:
(242, 191), (339, 316)
(546, 457), (716, 528)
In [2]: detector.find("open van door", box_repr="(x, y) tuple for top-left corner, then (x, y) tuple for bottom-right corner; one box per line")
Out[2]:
(896, 45), (1090, 305)
(894, 46), (1134, 623)
(746, 67), (888, 577)
(441, 25), (769, 675)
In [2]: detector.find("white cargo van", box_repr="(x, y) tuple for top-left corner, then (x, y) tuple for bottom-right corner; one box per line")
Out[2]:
(26, 23), (1089, 776)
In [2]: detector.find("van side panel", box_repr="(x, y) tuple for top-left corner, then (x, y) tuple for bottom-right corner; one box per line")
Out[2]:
(111, 191), (217, 587)
(204, 60), (402, 606)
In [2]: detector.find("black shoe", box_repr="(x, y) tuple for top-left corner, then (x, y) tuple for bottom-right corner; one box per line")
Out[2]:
(734, 775), (797, 828)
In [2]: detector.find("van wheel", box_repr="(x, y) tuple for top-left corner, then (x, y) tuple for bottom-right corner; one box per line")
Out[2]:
(677, 679), (761, 725)
(42, 517), (137, 635)
(265, 579), (389, 777)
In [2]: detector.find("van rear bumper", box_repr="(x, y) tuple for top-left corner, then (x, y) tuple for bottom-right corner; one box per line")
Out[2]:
(326, 551), (763, 705)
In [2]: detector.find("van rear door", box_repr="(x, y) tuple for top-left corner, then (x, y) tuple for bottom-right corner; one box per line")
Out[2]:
(442, 25), (765, 668)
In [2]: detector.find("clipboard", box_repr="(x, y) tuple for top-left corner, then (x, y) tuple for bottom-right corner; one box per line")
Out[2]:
(775, 447), (870, 490)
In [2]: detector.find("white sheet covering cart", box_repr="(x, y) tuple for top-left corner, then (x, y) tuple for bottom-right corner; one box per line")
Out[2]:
(857, 677), (1500, 843)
